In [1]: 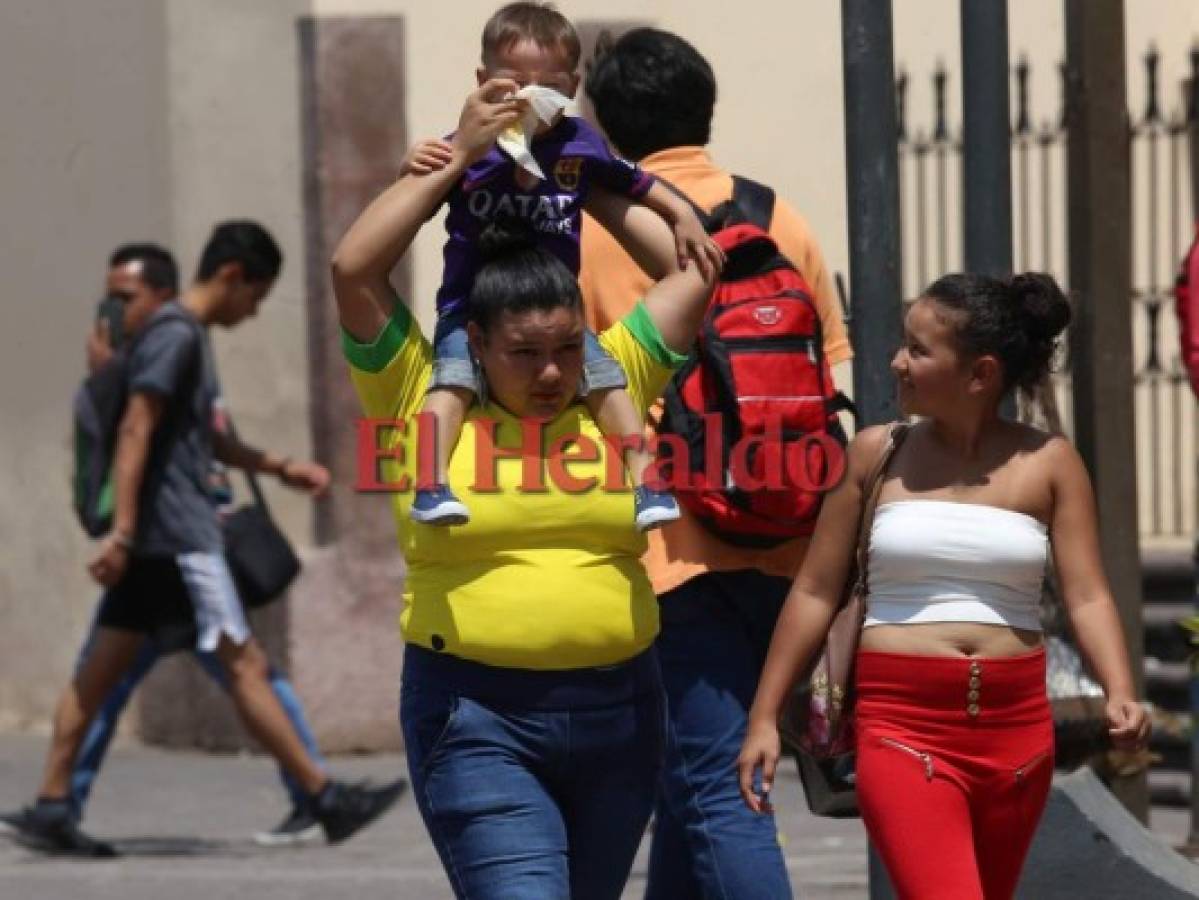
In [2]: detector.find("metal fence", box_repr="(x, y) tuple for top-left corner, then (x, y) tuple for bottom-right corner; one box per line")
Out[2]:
(896, 46), (1199, 542)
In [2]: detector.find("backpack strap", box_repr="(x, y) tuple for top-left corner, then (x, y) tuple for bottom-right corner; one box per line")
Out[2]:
(656, 175), (714, 229)
(128, 305), (208, 482)
(730, 176), (776, 231)
(656, 174), (777, 234)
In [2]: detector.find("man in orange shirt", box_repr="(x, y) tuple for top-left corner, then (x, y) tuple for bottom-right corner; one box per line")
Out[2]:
(581, 29), (852, 898)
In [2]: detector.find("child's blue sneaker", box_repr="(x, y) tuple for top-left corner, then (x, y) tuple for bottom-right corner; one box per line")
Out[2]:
(410, 484), (470, 526)
(634, 485), (681, 532)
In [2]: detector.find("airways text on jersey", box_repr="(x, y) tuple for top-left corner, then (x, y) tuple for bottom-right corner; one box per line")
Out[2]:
(465, 190), (576, 235)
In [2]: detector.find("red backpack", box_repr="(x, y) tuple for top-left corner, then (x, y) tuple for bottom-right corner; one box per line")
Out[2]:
(655, 177), (854, 547)
(1175, 226), (1199, 397)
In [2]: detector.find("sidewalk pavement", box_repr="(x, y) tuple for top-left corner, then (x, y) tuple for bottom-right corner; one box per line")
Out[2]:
(3, 731), (1192, 899)
(0, 732), (872, 899)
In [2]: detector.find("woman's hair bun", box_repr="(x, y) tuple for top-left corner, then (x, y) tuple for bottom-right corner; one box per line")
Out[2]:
(477, 218), (538, 262)
(1008, 272), (1071, 341)
(924, 270), (1071, 394)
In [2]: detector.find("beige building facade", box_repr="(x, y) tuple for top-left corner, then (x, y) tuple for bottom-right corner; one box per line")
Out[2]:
(1, 0), (1195, 748)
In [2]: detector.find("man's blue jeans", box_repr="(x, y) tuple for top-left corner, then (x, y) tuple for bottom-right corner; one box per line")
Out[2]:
(400, 645), (665, 900)
(71, 620), (326, 819)
(645, 570), (794, 900)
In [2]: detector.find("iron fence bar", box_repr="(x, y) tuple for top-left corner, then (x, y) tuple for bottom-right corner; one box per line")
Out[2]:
(1017, 135), (1031, 271)
(897, 70), (909, 297)
(1170, 120), (1185, 536)
(1039, 122), (1056, 274)
(1144, 48), (1165, 535)
(936, 138), (949, 278)
(916, 137), (928, 291)
(1015, 57), (1032, 271)
(1190, 48), (1199, 220)
(934, 65), (950, 282)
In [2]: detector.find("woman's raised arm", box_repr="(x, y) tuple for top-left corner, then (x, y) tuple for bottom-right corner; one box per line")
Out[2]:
(639, 246), (722, 353)
(586, 191), (722, 353)
(330, 79), (520, 341)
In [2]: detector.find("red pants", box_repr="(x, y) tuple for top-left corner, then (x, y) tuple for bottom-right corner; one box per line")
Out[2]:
(855, 648), (1053, 900)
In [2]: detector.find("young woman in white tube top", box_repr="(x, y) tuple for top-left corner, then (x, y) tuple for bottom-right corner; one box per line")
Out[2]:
(740, 272), (1149, 900)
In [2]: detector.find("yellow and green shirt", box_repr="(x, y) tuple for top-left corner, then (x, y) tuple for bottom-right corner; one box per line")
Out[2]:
(342, 300), (685, 670)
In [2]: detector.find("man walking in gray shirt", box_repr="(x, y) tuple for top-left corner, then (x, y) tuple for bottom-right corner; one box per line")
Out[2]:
(5, 222), (404, 857)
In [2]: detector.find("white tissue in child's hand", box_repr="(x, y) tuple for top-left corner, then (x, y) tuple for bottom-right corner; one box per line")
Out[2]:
(497, 85), (572, 181)
(517, 85), (572, 126)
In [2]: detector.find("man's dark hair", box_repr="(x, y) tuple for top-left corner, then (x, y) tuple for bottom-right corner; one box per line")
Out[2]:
(195, 220), (283, 283)
(585, 28), (716, 161)
(108, 243), (179, 295)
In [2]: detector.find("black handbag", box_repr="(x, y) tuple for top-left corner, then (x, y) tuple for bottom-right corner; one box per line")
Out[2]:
(221, 420), (301, 609)
(793, 751), (860, 818)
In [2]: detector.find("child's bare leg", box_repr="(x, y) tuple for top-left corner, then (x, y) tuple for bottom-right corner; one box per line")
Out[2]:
(420, 387), (473, 485)
(585, 386), (650, 486)
(586, 386), (681, 532)
(410, 386), (473, 525)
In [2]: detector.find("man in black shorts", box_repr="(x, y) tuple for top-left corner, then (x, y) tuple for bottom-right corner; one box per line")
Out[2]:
(4, 222), (404, 857)
(2, 243), (365, 848)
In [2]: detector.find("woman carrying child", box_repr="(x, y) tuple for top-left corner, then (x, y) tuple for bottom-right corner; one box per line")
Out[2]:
(332, 77), (720, 899)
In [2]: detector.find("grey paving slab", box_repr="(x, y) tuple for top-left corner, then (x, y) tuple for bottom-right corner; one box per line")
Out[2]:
(0, 732), (869, 899)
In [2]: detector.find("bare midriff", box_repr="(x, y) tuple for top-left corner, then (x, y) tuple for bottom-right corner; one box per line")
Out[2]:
(859, 621), (1043, 658)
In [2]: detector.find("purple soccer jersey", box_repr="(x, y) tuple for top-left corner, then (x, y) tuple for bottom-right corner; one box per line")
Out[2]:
(437, 116), (654, 314)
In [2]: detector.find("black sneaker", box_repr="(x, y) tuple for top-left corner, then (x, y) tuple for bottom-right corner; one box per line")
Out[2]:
(312, 778), (407, 844)
(0, 807), (24, 836)
(3, 802), (116, 858)
(252, 804), (323, 847)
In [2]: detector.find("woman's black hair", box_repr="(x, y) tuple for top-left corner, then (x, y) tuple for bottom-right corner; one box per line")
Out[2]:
(923, 272), (1072, 393)
(466, 220), (582, 333)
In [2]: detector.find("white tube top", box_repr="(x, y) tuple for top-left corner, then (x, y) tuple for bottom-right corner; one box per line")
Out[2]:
(862, 499), (1048, 632)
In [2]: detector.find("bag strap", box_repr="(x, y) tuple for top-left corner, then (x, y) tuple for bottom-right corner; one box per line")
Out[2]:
(222, 413), (272, 516)
(136, 305), (207, 421)
(853, 422), (910, 590)
(654, 176), (712, 229)
(653, 174), (777, 234)
(730, 176), (777, 231)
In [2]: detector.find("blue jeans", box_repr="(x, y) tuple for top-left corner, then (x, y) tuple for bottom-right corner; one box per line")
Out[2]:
(70, 617), (326, 819)
(645, 571), (794, 900)
(400, 645), (665, 899)
(430, 305), (627, 396)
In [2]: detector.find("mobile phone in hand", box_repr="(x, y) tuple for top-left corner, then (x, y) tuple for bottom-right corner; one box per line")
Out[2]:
(96, 294), (125, 350)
